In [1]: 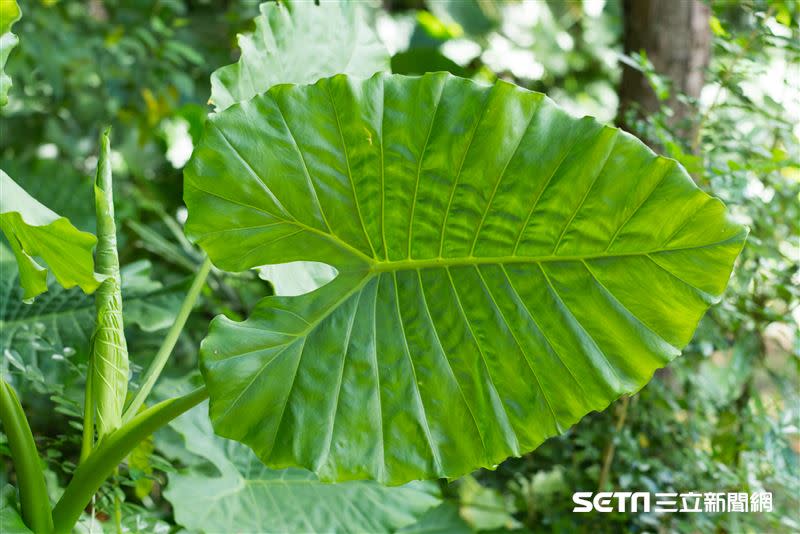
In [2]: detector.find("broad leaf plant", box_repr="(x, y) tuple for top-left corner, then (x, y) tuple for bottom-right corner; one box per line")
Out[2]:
(0, 2), (746, 533)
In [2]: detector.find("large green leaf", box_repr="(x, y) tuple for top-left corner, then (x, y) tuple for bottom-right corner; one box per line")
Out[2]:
(164, 401), (440, 533)
(209, 0), (389, 112)
(184, 72), (747, 484)
(0, 0), (20, 107)
(0, 170), (99, 301)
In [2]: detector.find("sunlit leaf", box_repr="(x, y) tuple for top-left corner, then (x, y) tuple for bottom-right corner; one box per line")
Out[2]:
(185, 72), (747, 484)
(209, 0), (389, 112)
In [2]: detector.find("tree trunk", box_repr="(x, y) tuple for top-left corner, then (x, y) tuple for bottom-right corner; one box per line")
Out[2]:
(617, 0), (711, 148)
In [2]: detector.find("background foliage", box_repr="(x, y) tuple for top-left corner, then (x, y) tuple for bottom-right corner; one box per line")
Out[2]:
(1, 0), (797, 532)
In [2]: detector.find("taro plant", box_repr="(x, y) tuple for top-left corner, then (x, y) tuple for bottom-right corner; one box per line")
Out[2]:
(0, 1), (747, 533)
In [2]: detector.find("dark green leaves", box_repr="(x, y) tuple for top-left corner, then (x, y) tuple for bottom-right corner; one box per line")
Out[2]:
(185, 72), (747, 484)
(209, 0), (389, 111)
(0, 171), (99, 301)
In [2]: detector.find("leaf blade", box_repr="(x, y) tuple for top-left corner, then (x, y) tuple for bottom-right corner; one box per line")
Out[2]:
(209, 0), (389, 111)
(186, 72), (747, 484)
(164, 402), (440, 533)
(0, 170), (99, 301)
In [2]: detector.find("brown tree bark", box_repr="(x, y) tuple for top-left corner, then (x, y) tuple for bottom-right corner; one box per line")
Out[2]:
(617, 0), (712, 147)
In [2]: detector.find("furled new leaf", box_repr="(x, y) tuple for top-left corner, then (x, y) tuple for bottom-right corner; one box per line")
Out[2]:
(90, 129), (128, 439)
(0, 171), (99, 301)
(0, 0), (20, 107)
(185, 73), (747, 484)
(209, 0), (389, 111)
(164, 402), (440, 533)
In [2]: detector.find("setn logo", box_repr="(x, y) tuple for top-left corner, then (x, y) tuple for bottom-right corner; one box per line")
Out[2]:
(573, 492), (651, 513)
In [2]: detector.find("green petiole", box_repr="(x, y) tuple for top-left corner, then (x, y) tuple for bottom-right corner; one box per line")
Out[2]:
(122, 255), (212, 423)
(0, 377), (54, 533)
(51, 386), (209, 533)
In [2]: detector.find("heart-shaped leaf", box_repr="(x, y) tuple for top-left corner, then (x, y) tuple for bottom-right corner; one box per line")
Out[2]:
(209, 0), (389, 112)
(185, 72), (747, 484)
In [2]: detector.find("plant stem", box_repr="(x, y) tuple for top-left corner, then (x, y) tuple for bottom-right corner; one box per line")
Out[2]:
(0, 377), (54, 533)
(597, 396), (630, 491)
(80, 360), (94, 463)
(51, 386), (208, 533)
(122, 256), (212, 423)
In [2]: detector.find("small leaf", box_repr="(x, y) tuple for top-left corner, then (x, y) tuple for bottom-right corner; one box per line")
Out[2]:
(0, 485), (33, 534)
(709, 16), (728, 38)
(209, 0), (389, 111)
(0, 170), (99, 301)
(185, 73), (747, 484)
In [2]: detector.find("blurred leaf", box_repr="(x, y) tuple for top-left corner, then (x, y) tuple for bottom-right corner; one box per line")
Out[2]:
(0, 485), (31, 534)
(398, 502), (473, 534)
(416, 11), (463, 40)
(128, 434), (155, 500)
(710, 16), (728, 38)
(121, 260), (183, 333)
(391, 48), (469, 77)
(459, 476), (519, 531)
(428, 0), (499, 37)
(164, 401), (441, 534)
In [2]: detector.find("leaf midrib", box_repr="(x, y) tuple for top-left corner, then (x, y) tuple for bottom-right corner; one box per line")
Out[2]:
(212, 234), (740, 368)
(366, 234), (743, 273)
